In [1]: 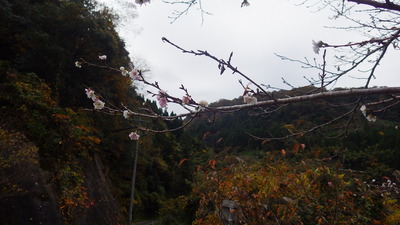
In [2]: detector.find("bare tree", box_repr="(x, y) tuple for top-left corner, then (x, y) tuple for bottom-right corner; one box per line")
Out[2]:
(78, 0), (400, 138)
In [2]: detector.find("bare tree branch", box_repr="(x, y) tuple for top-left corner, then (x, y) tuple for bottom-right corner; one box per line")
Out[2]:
(210, 87), (400, 112)
(162, 37), (277, 101)
(348, 0), (400, 12)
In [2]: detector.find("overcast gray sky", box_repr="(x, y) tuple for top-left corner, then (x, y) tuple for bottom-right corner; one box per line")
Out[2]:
(97, 0), (399, 114)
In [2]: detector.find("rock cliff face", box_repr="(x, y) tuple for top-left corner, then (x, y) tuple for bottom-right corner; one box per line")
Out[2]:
(0, 127), (121, 225)
(74, 154), (121, 225)
(0, 171), (63, 225)
(0, 127), (62, 225)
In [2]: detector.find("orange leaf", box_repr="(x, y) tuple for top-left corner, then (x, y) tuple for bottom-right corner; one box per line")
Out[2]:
(281, 149), (286, 156)
(284, 124), (296, 133)
(262, 139), (269, 145)
(293, 144), (300, 153)
(296, 119), (304, 126)
(208, 159), (217, 169)
(178, 158), (188, 167)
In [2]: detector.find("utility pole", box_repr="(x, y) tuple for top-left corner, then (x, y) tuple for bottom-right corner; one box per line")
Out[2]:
(128, 120), (141, 225)
(128, 137), (139, 225)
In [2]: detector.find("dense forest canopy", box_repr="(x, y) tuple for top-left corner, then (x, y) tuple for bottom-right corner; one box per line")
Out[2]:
(0, 0), (400, 224)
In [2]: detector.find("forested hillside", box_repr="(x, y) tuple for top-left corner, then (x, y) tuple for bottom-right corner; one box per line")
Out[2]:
(0, 0), (195, 224)
(186, 87), (400, 179)
(1, 0), (400, 225)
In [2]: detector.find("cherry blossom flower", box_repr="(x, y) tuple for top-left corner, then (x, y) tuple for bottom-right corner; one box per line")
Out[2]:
(198, 100), (208, 107)
(129, 69), (140, 80)
(98, 55), (107, 60)
(129, 131), (140, 140)
(182, 96), (191, 105)
(120, 66), (128, 76)
(158, 97), (168, 108)
(123, 110), (131, 119)
(93, 99), (105, 110)
(360, 105), (377, 122)
(366, 114), (377, 122)
(196, 100), (208, 112)
(75, 61), (82, 68)
(243, 95), (257, 104)
(360, 105), (367, 117)
(156, 90), (168, 108)
(312, 40), (325, 54)
(85, 88), (96, 100)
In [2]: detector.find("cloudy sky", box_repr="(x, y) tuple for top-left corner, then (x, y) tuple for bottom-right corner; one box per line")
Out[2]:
(97, 0), (399, 114)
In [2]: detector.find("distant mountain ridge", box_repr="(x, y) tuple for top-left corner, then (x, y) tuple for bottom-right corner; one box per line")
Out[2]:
(185, 86), (400, 174)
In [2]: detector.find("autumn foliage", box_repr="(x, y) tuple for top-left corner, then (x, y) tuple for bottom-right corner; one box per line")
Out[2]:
(189, 149), (400, 224)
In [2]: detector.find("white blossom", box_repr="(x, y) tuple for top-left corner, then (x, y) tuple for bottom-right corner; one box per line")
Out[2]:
(366, 114), (377, 122)
(360, 105), (367, 116)
(85, 88), (96, 100)
(129, 69), (140, 80)
(93, 100), (105, 110)
(243, 95), (257, 104)
(75, 61), (82, 68)
(98, 55), (107, 60)
(120, 66), (128, 76)
(123, 110), (131, 119)
(198, 100), (208, 107)
(360, 105), (376, 122)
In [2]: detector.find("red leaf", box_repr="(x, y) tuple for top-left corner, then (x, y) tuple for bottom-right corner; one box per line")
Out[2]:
(296, 119), (304, 126)
(178, 158), (188, 167)
(208, 159), (217, 169)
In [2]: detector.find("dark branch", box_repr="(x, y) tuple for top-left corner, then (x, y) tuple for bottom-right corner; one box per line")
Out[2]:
(348, 0), (400, 11)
